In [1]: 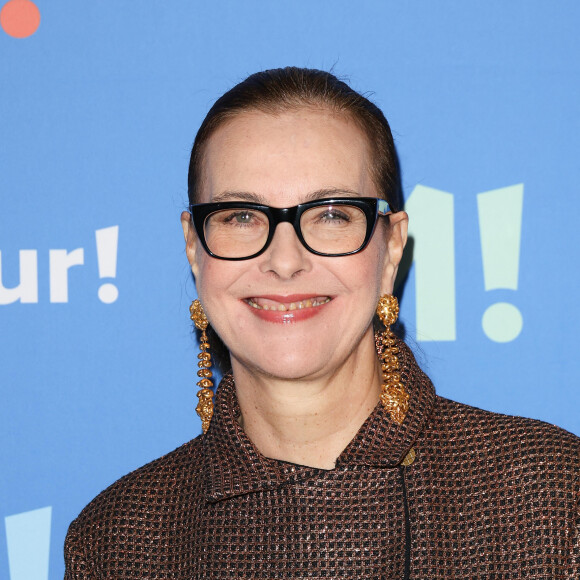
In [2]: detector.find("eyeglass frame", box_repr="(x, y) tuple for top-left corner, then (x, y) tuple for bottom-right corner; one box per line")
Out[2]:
(189, 197), (392, 261)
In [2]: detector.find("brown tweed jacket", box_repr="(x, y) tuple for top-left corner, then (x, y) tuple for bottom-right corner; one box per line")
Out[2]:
(64, 341), (580, 578)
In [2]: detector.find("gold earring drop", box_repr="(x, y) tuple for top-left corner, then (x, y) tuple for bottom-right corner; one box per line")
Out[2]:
(190, 299), (214, 434)
(376, 294), (409, 425)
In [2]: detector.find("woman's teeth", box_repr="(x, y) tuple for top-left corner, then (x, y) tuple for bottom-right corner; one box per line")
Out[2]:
(246, 297), (331, 311)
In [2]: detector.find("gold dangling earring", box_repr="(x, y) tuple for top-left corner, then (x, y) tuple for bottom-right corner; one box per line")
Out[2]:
(190, 299), (214, 434)
(376, 294), (409, 425)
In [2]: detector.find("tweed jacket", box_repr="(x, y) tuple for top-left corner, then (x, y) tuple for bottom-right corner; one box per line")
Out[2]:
(64, 341), (580, 579)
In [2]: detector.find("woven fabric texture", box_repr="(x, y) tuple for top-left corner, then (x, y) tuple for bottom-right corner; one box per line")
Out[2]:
(64, 339), (580, 578)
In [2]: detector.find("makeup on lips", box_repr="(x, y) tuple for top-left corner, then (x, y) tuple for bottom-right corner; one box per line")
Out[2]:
(243, 294), (332, 323)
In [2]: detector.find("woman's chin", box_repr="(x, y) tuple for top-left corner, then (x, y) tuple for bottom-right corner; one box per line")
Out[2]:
(232, 348), (332, 382)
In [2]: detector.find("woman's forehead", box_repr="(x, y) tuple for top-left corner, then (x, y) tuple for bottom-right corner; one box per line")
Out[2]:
(199, 108), (376, 204)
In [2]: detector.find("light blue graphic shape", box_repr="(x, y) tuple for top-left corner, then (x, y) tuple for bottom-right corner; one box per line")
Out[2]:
(477, 184), (524, 291)
(5, 506), (52, 580)
(482, 302), (523, 343)
(405, 185), (456, 341)
(477, 185), (524, 341)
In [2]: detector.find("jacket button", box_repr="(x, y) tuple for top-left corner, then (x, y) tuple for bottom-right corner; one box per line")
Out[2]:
(401, 448), (416, 466)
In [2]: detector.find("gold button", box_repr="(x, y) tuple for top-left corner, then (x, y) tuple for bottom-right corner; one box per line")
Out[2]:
(401, 448), (416, 467)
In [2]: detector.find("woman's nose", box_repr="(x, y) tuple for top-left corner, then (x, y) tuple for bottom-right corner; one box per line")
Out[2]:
(258, 222), (312, 279)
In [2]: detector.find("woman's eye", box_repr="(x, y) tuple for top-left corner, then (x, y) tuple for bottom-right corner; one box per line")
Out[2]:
(224, 211), (256, 224)
(319, 209), (350, 222)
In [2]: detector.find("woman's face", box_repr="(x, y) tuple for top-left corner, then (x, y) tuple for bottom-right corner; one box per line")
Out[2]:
(182, 107), (407, 381)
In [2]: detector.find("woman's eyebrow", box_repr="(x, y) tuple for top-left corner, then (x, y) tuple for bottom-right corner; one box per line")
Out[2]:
(211, 191), (267, 203)
(211, 187), (362, 204)
(304, 188), (362, 201)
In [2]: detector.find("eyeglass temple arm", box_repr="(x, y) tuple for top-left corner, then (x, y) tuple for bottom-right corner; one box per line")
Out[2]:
(378, 199), (391, 215)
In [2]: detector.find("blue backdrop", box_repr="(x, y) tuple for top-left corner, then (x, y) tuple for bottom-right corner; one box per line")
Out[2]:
(2, 2), (579, 578)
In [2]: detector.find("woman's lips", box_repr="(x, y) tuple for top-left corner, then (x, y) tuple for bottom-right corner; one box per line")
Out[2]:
(246, 296), (331, 311)
(243, 294), (332, 323)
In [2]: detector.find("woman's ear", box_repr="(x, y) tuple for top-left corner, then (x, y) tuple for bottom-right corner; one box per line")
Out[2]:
(181, 211), (201, 279)
(380, 211), (408, 295)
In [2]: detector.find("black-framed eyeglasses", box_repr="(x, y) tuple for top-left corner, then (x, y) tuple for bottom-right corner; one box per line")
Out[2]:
(189, 197), (392, 260)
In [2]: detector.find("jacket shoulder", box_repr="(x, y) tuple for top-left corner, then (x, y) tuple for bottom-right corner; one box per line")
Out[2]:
(87, 435), (201, 516)
(64, 437), (204, 576)
(429, 396), (580, 474)
(68, 436), (203, 538)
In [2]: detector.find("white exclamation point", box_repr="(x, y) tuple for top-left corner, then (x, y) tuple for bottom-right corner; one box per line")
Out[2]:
(477, 184), (524, 342)
(96, 226), (119, 304)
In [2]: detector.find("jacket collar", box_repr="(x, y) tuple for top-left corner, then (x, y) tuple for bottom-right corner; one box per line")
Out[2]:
(201, 337), (435, 503)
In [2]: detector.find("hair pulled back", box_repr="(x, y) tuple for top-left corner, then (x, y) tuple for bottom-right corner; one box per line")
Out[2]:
(187, 67), (401, 211)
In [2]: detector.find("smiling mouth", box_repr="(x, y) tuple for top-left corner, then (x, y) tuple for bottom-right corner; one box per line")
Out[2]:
(245, 296), (331, 311)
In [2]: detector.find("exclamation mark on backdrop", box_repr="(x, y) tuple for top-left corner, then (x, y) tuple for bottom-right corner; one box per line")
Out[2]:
(477, 184), (524, 342)
(95, 226), (119, 304)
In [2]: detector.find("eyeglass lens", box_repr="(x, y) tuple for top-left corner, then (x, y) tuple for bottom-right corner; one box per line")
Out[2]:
(203, 204), (368, 258)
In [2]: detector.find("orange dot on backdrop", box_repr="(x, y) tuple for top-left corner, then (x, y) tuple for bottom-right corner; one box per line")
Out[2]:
(1, 0), (40, 38)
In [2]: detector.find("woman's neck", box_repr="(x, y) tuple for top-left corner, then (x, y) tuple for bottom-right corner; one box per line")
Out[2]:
(231, 332), (381, 470)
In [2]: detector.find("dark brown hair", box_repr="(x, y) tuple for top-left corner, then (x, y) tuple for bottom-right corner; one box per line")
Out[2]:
(187, 66), (402, 210)
(188, 67), (402, 373)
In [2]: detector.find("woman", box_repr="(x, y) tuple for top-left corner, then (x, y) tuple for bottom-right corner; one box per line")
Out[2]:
(65, 67), (579, 578)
